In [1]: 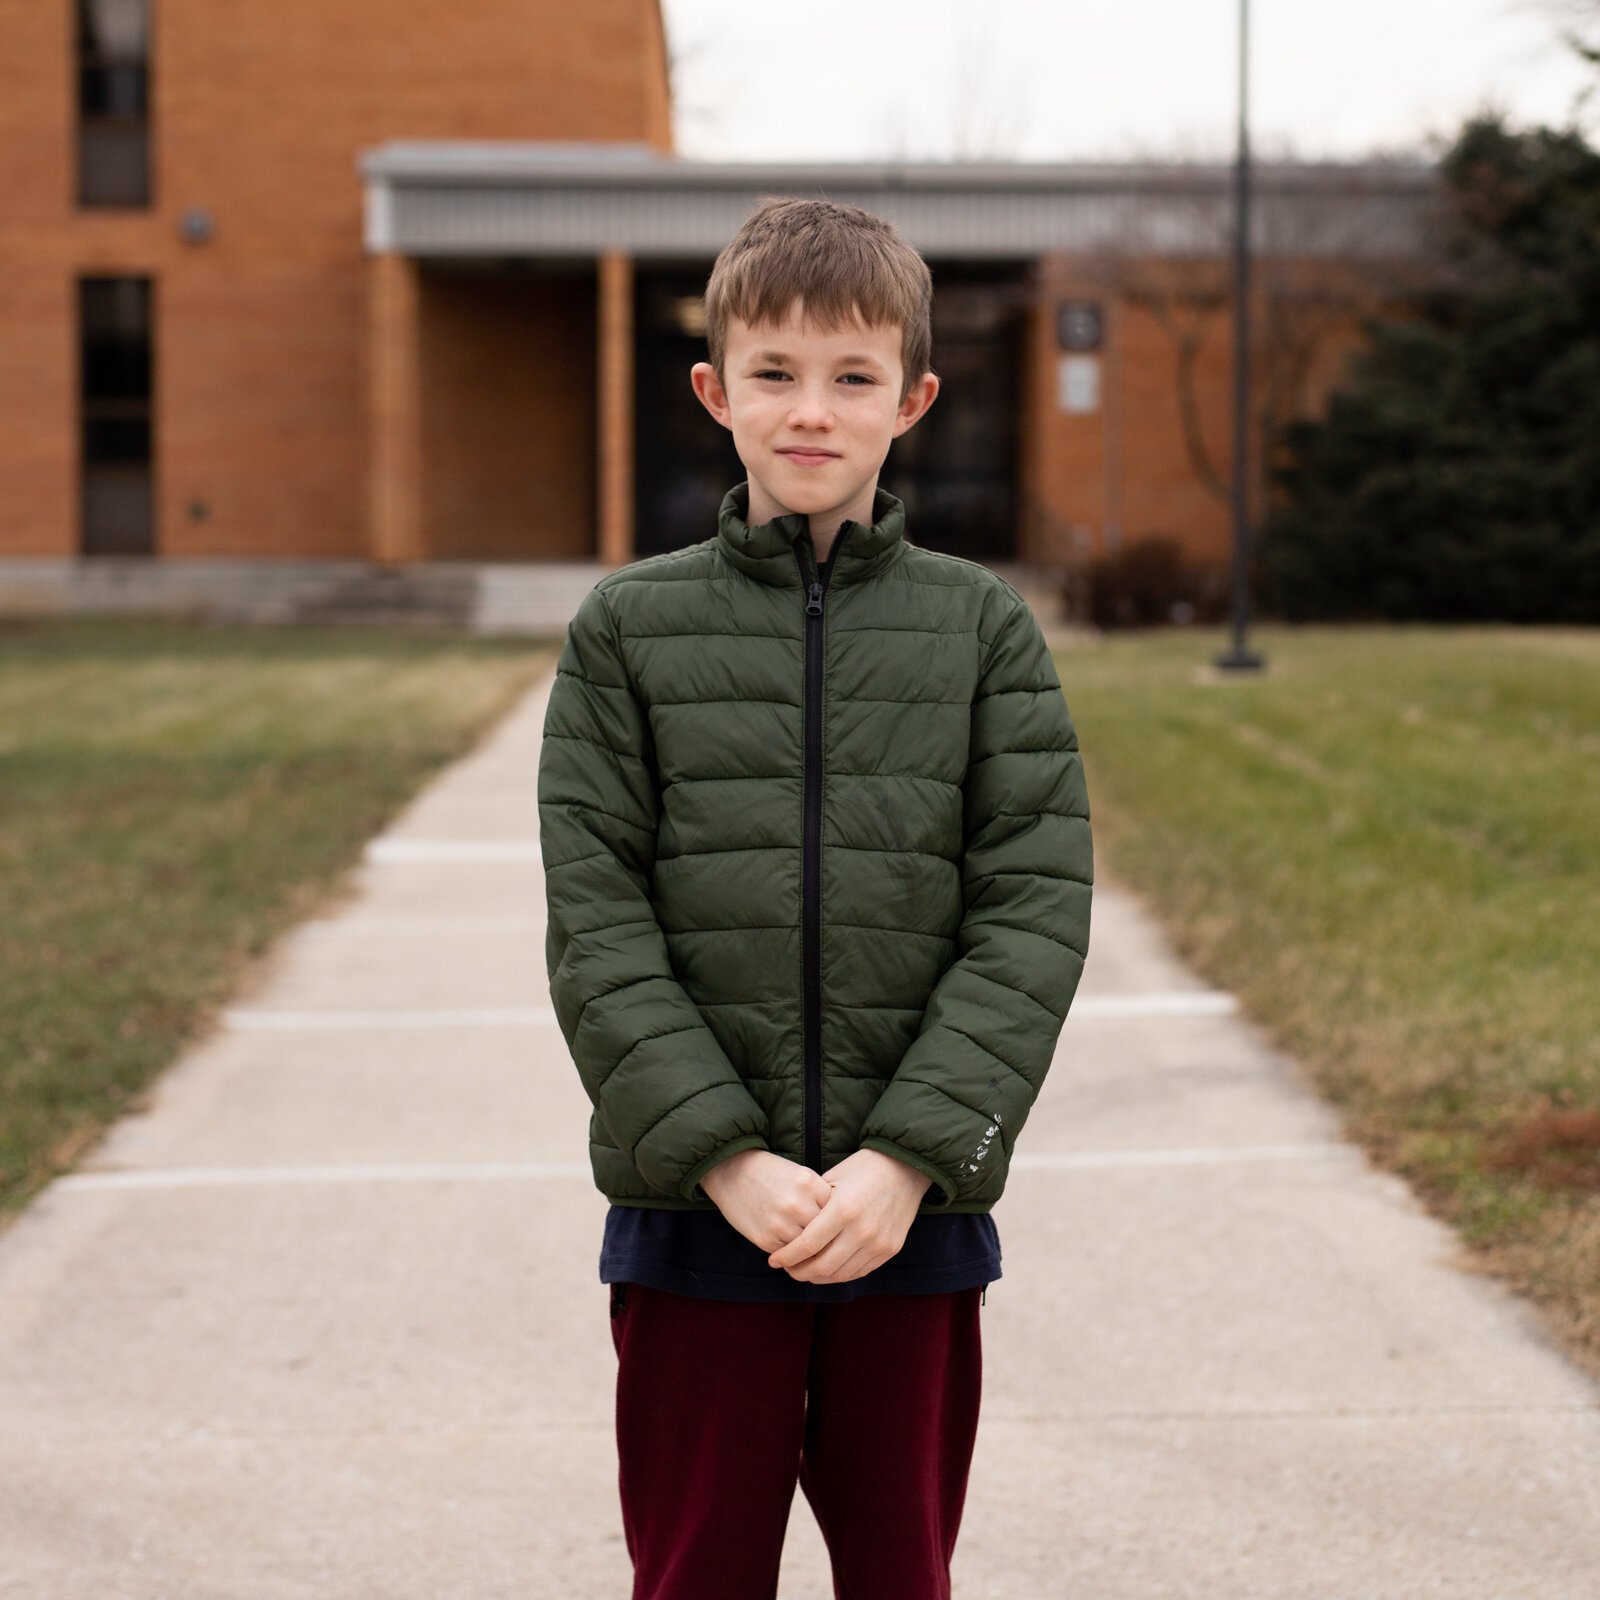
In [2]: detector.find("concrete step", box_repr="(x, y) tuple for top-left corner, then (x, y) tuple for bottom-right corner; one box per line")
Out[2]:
(0, 556), (1077, 636)
(291, 567), (480, 627)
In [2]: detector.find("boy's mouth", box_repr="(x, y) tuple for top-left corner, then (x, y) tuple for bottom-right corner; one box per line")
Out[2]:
(778, 448), (839, 466)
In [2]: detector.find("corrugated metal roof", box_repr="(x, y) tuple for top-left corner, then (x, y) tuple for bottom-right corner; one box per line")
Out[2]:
(359, 140), (1444, 262)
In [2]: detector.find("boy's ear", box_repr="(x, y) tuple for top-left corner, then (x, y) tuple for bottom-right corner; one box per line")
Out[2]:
(892, 370), (941, 439)
(690, 361), (733, 430)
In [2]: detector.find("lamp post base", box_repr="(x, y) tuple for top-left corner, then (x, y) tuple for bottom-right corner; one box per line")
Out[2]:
(1212, 643), (1267, 672)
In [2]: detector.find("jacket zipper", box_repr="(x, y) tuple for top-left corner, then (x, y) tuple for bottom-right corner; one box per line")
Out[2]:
(795, 518), (853, 1174)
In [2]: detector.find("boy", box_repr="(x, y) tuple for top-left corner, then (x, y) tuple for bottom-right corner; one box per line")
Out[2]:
(539, 196), (1092, 1599)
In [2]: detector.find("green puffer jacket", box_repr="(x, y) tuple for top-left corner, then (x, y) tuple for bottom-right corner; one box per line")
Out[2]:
(538, 480), (1093, 1214)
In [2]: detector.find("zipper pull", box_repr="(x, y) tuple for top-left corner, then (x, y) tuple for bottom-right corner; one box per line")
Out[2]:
(805, 579), (824, 616)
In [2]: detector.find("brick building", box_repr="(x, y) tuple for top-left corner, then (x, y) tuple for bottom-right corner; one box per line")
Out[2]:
(0, 0), (1443, 619)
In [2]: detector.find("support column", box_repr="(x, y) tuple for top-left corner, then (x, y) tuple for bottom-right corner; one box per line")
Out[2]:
(1018, 260), (1062, 568)
(367, 251), (423, 566)
(596, 250), (635, 567)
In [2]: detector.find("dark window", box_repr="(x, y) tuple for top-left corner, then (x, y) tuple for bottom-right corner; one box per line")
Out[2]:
(77, 0), (151, 207)
(632, 265), (746, 557)
(80, 276), (155, 555)
(885, 268), (1028, 562)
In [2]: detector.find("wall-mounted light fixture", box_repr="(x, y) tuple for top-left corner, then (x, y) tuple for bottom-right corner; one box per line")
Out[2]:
(179, 208), (214, 245)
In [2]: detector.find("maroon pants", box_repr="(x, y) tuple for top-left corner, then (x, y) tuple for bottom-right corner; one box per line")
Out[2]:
(608, 1280), (985, 1600)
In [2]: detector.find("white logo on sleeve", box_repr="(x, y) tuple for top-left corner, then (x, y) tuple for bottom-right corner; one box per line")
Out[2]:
(964, 1111), (1003, 1175)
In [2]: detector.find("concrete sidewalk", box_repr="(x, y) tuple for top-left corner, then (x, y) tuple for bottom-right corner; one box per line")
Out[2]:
(2, 660), (1598, 1599)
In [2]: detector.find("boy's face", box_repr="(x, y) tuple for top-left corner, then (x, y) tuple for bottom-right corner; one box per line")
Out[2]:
(690, 300), (939, 537)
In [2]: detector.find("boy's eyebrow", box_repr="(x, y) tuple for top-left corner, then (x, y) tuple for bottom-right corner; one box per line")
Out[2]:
(751, 349), (888, 371)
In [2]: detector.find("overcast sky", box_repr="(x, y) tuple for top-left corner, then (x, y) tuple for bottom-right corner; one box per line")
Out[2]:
(661, 0), (1599, 164)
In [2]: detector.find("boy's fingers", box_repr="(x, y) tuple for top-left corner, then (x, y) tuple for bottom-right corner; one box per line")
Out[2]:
(768, 1226), (827, 1267)
(767, 1199), (845, 1267)
(786, 1241), (875, 1284)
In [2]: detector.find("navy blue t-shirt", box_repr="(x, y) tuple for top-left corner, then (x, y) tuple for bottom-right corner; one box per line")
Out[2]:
(599, 1203), (1001, 1303)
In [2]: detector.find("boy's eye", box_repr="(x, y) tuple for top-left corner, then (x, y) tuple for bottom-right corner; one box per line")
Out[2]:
(753, 370), (873, 385)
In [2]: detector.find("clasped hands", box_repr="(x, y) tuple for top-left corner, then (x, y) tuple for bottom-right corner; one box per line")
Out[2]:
(699, 1147), (935, 1285)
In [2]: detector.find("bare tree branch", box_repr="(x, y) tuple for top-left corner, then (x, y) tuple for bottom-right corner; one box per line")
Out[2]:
(1068, 133), (1447, 525)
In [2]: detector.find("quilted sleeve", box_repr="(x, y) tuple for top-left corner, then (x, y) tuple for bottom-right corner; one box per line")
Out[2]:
(855, 594), (1093, 1205)
(538, 583), (772, 1201)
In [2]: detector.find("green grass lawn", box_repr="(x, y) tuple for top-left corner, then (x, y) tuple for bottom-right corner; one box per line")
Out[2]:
(1056, 622), (1600, 1376)
(0, 617), (555, 1228)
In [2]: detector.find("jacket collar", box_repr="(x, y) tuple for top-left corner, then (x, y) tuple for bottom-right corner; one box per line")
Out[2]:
(715, 481), (909, 588)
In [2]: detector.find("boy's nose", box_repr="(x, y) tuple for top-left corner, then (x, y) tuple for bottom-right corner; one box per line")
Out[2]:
(786, 385), (834, 426)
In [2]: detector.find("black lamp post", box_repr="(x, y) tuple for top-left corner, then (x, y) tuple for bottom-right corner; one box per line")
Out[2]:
(1215, 0), (1266, 673)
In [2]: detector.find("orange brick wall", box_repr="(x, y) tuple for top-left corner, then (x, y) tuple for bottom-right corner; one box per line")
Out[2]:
(1021, 253), (1392, 572)
(0, 0), (672, 558)
(418, 267), (596, 560)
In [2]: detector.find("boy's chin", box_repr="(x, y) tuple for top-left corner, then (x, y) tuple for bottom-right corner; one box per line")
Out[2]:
(763, 473), (856, 507)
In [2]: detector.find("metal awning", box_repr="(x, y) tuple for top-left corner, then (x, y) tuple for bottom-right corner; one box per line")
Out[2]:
(358, 140), (1444, 262)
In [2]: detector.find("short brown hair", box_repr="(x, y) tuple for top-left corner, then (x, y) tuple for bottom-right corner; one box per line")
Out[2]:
(703, 196), (934, 406)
